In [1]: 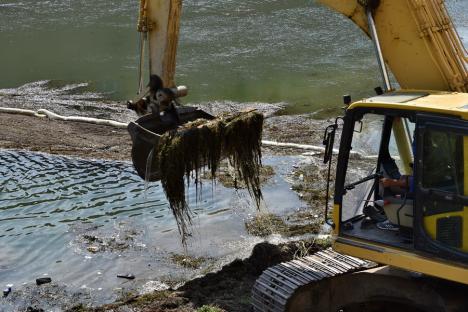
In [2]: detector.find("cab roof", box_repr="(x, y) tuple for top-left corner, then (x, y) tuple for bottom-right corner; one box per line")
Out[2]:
(349, 90), (468, 119)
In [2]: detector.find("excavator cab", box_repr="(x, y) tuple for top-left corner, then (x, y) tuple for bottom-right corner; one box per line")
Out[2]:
(327, 90), (468, 284)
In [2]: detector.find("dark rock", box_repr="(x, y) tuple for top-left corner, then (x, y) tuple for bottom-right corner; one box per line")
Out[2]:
(26, 307), (45, 312)
(36, 277), (52, 285)
(3, 287), (11, 297)
(246, 242), (288, 274)
(117, 274), (135, 280)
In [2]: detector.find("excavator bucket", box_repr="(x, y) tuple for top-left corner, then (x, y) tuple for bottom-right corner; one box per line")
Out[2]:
(128, 106), (214, 182)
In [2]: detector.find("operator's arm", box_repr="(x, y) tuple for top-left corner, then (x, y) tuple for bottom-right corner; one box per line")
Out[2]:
(381, 176), (410, 189)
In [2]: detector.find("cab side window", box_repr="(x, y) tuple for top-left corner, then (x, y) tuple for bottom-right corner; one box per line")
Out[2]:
(416, 124), (468, 256)
(421, 129), (464, 194)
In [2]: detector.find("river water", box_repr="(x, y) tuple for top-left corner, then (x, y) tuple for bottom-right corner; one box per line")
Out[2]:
(1, 0), (466, 115)
(0, 150), (312, 310)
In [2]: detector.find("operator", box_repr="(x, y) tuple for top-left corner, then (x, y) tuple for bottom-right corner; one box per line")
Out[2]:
(380, 175), (413, 192)
(375, 131), (416, 231)
(381, 127), (416, 194)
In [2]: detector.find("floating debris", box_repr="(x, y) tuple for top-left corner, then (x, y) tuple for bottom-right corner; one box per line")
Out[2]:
(117, 274), (135, 280)
(3, 286), (11, 297)
(36, 278), (52, 286)
(86, 246), (99, 253)
(153, 110), (264, 245)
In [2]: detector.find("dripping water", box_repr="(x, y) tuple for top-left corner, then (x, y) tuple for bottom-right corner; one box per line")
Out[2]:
(144, 147), (155, 198)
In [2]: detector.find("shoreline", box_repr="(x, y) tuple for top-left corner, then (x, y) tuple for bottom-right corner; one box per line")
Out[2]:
(70, 240), (331, 312)
(0, 113), (131, 161)
(0, 107), (331, 161)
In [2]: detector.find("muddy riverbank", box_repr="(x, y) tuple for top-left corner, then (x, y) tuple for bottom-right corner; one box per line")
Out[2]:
(0, 113), (130, 161)
(0, 102), (331, 161)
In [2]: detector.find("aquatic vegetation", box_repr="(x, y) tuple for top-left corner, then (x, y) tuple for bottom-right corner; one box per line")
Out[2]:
(170, 253), (210, 270)
(196, 305), (224, 312)
(245, 214), (288, 237)
(245, 212), (322, 238)
(154, 110), (264, 245)
(204, 162), (275, 189)
(72, 223), (144, 254)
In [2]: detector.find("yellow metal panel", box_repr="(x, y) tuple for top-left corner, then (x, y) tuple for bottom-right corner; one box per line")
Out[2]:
(349, 101), (463, 118)
(423, 209), (468, 252)
(376, 0), (451, 90)
(334, 240), (468, 284)
(392, 118), (413, 175)
(333, 204), (340, 235)
(146, 0), (182, 87)
(349, 91), (468, 120)
(318, 0), (369, 34)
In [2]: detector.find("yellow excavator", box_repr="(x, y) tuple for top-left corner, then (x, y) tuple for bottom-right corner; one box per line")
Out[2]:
(127, 0), (468, 311)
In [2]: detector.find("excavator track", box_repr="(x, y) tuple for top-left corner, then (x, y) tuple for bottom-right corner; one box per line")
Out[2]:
(251, 248), (375, 312)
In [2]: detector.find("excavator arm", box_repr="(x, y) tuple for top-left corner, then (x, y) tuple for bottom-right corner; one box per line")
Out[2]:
(136, 0), (181, 91)
(320, 0), (468, 92)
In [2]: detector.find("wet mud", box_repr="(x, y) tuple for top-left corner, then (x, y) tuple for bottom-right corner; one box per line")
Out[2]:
(0, 113), (131, 161)
(71, 222), (145, 254)
(202, 162), (275, 189)
(70, 240), (330, 312)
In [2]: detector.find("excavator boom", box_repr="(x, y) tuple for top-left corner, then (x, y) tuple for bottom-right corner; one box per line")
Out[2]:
(320, 0), (468, 92)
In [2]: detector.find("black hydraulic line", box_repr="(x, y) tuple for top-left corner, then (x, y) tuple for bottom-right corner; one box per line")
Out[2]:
(344, 173), (383, 192)
(323, 117), (343, 228)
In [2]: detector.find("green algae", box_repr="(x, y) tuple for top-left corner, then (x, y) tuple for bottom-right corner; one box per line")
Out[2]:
(170, 253), (210, 269)
(245, 212), (322, 238)
(154, 111), (264, 245)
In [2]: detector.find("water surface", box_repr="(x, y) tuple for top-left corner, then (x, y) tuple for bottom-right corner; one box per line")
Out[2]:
(1, 0), (466, 114)
(0, 150), (309, 309)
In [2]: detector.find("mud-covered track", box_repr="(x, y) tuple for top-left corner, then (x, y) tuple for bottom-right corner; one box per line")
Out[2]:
(251, 248), (374, 312)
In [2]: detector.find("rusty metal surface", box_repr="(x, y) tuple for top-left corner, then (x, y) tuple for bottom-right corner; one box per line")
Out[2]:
(251, 248), (375, 312)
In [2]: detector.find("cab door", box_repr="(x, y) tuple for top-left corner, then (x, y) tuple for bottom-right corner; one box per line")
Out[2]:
(414, 115), (468, 263)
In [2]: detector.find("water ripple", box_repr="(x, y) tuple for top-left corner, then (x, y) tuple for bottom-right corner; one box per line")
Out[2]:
(0, 150), (171, 232)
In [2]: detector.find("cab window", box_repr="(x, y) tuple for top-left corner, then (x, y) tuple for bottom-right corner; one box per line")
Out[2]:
(416, 121), (468, 258)
(421, 129), (464, 194)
